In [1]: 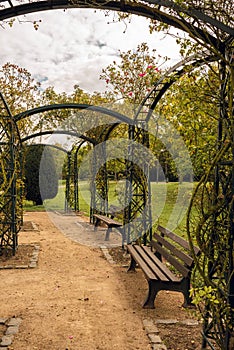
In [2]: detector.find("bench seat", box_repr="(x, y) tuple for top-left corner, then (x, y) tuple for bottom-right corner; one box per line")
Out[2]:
(93, 213), (125, 247)
(126, 225), (200, 309)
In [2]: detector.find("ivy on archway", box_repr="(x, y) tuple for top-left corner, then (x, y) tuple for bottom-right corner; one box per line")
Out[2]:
(0, 1), (233, 348)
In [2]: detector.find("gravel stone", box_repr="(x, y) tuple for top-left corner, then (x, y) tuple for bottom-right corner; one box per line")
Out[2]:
(144, 325), (160, 334)
(6, 317), (22, 327)
(5, 325), (19, 335)
(0, 335), (13, 347)
(155, 319), (178, 324)
(148, 333), (162, 344)
(143, 318), (155, 327)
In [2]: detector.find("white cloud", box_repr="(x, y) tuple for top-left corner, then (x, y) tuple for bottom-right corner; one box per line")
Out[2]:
(0, 9), (181, 94)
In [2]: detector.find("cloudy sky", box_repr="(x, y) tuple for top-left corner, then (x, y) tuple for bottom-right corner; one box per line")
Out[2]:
(1, 9), (181, 94)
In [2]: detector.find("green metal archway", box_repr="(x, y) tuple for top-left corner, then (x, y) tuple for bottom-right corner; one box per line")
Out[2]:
(0, 2), (234, 348)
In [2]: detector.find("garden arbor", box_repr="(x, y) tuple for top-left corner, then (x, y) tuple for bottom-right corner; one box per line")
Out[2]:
(0, 1), (233, 349)
(0, 92), (22, 254)
(21, 134), (93, 212)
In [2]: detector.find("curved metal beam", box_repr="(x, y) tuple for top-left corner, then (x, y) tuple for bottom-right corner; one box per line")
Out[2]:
(147, 0), (234, 37)
(0, 0), (221, 48)
(24, 142), (68, 153)
(136, 53), (217, 122)
(14, 103), (133, 125)
(97, 122), (120, 142)
(21, 129), (97, 145)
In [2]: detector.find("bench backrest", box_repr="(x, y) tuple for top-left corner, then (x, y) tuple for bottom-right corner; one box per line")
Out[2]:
(150, 225), (200, 278)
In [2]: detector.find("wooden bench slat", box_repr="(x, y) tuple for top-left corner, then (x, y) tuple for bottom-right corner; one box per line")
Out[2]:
(152, 232), (194, 267)
(141, 246), (180, 282)
(93, 213), (125, 248)
(134, 245), (170, 282)
(127, 245), (157, 280)
(93, 214), (121, 227)
(151, 241), (191, 278)
(158, 225), (200, 255)
(126, 225), (200, 309)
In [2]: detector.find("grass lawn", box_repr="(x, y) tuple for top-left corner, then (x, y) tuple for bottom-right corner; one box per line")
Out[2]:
(23, 180), (194, 236)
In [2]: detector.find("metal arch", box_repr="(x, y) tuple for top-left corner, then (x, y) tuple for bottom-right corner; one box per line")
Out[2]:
(0, 0), (231, 48)
(124, 53), (217, 245)
(146, 0), (234, 37)
(23, 142), (71, 212)
(90, 121), (128, 221)
(16, 106), (129, 219)
(17, 105), (133, 222)
(22, 133), (92, 213)
(14, 103), (133, 125)
(23, 142), (69, 154)
(21, 130), (97, 146)
(135, 52), (218, 123)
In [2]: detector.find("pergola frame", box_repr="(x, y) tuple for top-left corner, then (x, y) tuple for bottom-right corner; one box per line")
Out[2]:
(21, 130), (96, 212)
(0, 1), (233, 348)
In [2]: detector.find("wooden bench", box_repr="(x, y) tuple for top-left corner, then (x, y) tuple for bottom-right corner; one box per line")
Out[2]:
(93, 206), (125, 247)
(126, 225), (200, 309)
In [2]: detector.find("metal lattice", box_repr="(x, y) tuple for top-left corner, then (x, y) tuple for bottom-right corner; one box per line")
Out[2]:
(90, 124), (114, 222)
(0, 92), (21, 255)
(124, 121), (152, 244)
(196, 50), (234, 350)
(0, 1), (234, 347)
(123, 54), (216, 245)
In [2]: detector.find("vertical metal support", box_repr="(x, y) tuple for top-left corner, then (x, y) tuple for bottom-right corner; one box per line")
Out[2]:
(0, 92), (20, 255)
(18, 146), (24, 226)
(124, 121), (152, 245)
(202, 49), (234, 349)
(74, 147), (79, 213)
(65, 151), (71, 213)
(90, 126), (115, 223)
(225, 47), (234, 350)
(73, 141), (86, 213)
(226, 143), (234, 349)
(90, 141), (108, 220)
(10, 126), (17, 253)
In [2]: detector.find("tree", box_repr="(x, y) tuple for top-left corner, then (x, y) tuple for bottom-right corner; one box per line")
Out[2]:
(0, 63), (41, 113)
(155, 66), (218, 180)
(24, 145), (58, 205)
(0, 63), (41, 137)
(100, 42), (167, 111)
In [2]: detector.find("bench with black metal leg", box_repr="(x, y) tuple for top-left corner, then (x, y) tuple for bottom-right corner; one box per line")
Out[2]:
(126, 225), (200, 309)
(93, 207), (125, 247)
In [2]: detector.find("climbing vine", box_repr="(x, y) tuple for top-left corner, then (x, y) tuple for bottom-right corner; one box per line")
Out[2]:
(187, 57), (234, 348)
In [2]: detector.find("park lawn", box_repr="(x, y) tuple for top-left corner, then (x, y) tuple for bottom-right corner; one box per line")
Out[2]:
(23, 180), (195, 237)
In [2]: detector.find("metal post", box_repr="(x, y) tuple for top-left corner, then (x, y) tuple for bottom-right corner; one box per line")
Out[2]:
(65, 152), (71, 213)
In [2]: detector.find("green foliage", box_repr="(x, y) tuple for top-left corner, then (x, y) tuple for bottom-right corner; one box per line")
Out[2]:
(191, 286), (220, 307)
(155, 65), (219, 180)
(147, 0), (233, 59)
(23, 145), (58, 205)
(100, 42), (168, 110)
(0, 63), (41, 114)
(186, 139), (234, 347)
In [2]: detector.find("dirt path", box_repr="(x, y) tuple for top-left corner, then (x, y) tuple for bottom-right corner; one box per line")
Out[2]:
(1, 211), (203, 350)
(0, 212), (151, 350)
